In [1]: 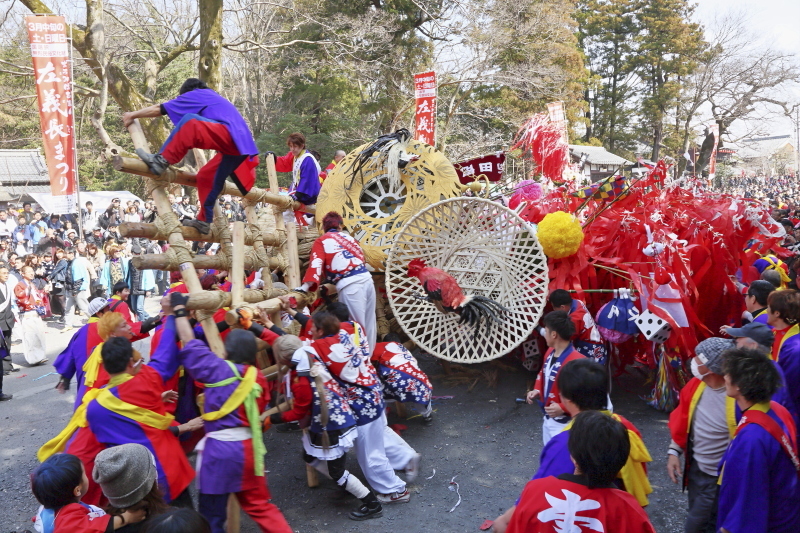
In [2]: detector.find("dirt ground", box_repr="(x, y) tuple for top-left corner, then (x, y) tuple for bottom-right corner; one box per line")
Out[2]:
(0, 303), (686, 532)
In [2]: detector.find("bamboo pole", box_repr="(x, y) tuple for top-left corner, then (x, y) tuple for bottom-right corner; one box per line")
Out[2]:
(131, 251), (279, 272)
(182, 288), (293, 310)
(126, 121), (225, 356)
(119, 221), (282, 247)
(112, 155), (314, 214)
(230, 222), (246, 307)
(284, 221), (301, 288)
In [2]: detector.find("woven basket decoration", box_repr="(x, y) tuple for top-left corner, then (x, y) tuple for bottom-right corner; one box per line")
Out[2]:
(385, 197), (549, 363)
(316, 140), (463, 271)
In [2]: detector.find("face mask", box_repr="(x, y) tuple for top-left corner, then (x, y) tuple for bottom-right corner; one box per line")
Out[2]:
(691, 358), (710, 381)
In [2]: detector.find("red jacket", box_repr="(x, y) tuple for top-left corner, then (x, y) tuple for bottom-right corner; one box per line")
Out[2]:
(533, 345), (584, 413)
(14, 279), (43, 312)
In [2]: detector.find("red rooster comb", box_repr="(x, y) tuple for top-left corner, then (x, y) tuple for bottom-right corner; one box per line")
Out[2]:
(407, 258), (427, 276)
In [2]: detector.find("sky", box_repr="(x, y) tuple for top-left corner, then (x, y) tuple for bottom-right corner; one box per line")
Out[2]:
(693, 0), (800, 141)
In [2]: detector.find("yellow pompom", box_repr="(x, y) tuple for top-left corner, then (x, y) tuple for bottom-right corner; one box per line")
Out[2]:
(537, 211), (584, 259)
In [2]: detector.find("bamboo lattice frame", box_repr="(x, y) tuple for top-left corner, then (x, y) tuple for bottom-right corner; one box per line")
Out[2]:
(385, 197), (549, 363)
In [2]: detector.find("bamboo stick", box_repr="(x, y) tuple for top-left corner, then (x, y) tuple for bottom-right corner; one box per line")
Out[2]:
(119, 221), (282, 247)
(131, 252), (278, 272)
(126, 121), (225, 356)
(111, 155), (315, 214)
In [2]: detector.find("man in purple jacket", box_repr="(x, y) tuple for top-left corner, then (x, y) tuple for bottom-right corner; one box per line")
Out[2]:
(122, 78), (259, 235)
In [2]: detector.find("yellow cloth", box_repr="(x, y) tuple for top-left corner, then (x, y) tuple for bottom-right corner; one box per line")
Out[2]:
(201, 365), (258, 421)
(563, 411), (653, 506)
(83, 342), (104, 388)
(689, 381), (737, 438)
(96, 384), (174, 431)
(777, 324), (800, 363)
(37, 374), (136, 462)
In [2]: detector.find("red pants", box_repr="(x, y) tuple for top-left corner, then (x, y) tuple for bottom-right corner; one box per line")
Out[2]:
(160, 114), (253, 221)
(199, 481), (292, 533)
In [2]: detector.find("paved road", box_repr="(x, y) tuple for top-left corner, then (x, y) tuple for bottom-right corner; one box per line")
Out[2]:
(0, 308), (686, 532)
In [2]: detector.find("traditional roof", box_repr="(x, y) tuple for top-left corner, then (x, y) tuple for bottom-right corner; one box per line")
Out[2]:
(569, 145), (632, 166)
(735, 135), (794, 160)
(0, 149), (52, 197)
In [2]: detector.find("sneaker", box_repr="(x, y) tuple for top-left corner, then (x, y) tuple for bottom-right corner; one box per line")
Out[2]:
(376, 489), (410, 504)
(0, 393), (13, 401)
(405, 453), (421, 482)
(349, 503), (383, 521)
(135, 148), (170, 175)
(182, 219), (211, 235)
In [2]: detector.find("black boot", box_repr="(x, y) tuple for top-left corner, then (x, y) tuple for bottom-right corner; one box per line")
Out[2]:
(349, 492), (383, 521)
(182, 219), (211, 235)
(135, 148), (171, 175)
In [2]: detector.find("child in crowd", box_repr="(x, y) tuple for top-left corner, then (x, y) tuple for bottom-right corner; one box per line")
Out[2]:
(31, 453), (143, 532)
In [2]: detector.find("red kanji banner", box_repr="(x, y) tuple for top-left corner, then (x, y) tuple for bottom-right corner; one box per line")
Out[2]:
(414, 71), (436, 146)
(453, 152), (506, 184)
(26, 15), (76, 211)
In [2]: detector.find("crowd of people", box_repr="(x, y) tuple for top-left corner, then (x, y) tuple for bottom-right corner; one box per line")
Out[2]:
(19, 210), (434, 532)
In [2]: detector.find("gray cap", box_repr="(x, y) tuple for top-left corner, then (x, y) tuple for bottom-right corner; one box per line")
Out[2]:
(93, 443), (157, 508)
(694, 337), (735, 375)
(87, 297), (109, 317)
(724, 322), (775, 351)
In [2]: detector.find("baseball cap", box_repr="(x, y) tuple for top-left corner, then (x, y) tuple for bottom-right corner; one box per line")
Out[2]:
(724, 322), (775, 350)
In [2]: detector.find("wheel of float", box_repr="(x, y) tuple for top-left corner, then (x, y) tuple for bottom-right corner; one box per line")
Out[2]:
(316, 140), (463, 270)
(385, 197), (549, 363)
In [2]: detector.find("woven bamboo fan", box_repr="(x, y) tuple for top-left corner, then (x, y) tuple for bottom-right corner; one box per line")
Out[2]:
(316, 140), (463, 271)
(385, 197), (549, 363)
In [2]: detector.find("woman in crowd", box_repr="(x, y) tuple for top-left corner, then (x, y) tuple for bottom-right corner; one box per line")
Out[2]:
(87, 242), (105, 278)
(124, 205), (142, 223)
(100, 245), (129, 295)
(49, 248), (69, 323)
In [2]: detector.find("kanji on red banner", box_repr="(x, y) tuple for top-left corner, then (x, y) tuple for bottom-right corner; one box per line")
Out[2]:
(413, 71), (437, 146)
(453, 152), (506, 184)
(26, 15), (76, 212)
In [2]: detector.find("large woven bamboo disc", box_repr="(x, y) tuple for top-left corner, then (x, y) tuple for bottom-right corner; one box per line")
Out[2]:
(385, 197), (549, 363)
(316, 140), (462, 270)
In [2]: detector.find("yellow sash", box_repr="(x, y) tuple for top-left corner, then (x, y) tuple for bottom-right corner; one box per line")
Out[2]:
(563, 411), (653, 506)
(83, 342), (104, 388)
(96, 373), (174, 430)
(777, 324), (800, 363)
(201, 365), (258, 421)
(37, 374), (137, 462)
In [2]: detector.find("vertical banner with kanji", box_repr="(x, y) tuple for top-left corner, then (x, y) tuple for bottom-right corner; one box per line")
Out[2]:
(26, 15), (76, 212)
(707, 123), (720, 180)
(414, 71), (437, 146)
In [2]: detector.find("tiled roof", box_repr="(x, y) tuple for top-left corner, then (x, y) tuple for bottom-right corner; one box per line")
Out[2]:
(0, 149), (50, 185)
(735, 136), (794, 159)
(569, 145), (632, 166)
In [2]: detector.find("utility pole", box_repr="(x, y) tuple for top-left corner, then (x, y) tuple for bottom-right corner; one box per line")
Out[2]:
(796, 106), (799, 179)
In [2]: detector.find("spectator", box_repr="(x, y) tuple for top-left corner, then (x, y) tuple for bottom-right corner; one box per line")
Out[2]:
(86, 242), (105, 277)
(100, 245), (129, 296)
(175, 196), (196, 221)
(0, 264), (17, 379)
(82, 200), (100, 239)
(0, 210), (16, 238)
(12, 214), (29, 255)
(14, 265), (47, 365)
(49, 248), (69, 323)
(47, 213), (63, 233)
(107, 224), (122, 244)
(124, 205), (142, 223)
(100, 197), (123, 229)
(37, 228), (66, 258)
(64, 248), (96, 331)
(27, 211), (48, 249)
(87, 226), (106, 247)
(20, 201), (34, 223)
(126, 244), (155, 321)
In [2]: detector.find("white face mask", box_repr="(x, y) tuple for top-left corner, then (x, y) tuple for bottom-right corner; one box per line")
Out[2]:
(691, 358), (710, 381)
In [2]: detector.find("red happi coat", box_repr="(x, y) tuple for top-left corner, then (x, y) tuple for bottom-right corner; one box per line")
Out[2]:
(507, 476), (655, 533)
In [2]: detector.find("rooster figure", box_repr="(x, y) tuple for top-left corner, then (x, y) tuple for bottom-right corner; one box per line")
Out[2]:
(407, 258), (508, 337)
